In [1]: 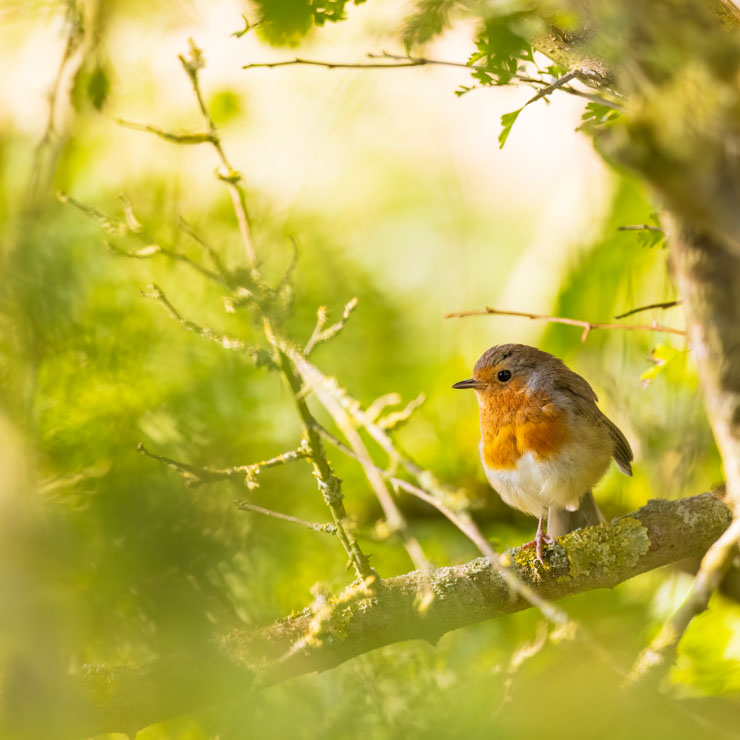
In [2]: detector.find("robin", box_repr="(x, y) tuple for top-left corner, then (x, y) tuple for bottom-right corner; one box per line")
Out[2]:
(453, 344), (633, 562)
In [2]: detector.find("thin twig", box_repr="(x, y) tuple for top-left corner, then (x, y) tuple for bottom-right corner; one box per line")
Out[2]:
(628, 516), (740, 685)
(290, 350), (434, 604)
(375, 393), (426, 431)
(273, 349), (375, 581)
(276, 235), (300, 295)
(141, 284), (254, 351)
(390, 479), (568, 625)
(179, 41), (258, 270)
(243, 57), (427, 70)
(26, 3), (85, 200)
(117, 118), (217, 144)
(244, 51), (622, 110)
(186, 42), (373, 579)
(108, 241), (227, 285)
(234, 500), (337, 534)
(304, 298), (359, 355)
(130, 41), (375, 583)
(617, 224), (664, 232)
(614, 300), (681, 319)
(139, 444), (334, 533)
(521, 69), (579, 107)
(444, 306), (686, 342)
(493, 621), (550, 717)
(138, 442), (307, 488)
(59, 193), (229, 286)
(178, 218), (229, 277)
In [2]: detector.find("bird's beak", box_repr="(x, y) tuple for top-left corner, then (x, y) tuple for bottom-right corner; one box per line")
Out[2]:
(452, 378), (484, 390)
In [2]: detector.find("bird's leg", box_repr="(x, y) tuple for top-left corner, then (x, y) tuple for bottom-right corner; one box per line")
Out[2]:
(522, 512), (555, 563)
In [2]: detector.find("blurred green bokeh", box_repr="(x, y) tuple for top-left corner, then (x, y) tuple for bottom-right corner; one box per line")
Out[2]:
(0, 1), (737, 738)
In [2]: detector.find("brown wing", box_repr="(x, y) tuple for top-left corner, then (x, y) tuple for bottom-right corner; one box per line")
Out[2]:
(601, 413), (633, 476)
(552, 365), (633, 477)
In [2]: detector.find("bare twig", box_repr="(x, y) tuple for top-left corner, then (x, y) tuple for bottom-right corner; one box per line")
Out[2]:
(444, 306), (686, 342)
(234, 500), (337, 534)
(59, 193), (229, 286)
(493, 621), (550, 717)
(141, 284), (254, 352)
(390, 478), (567, 625)
(521, 69), (579, 107)
(57, 191), (127, 234)
(618, 224), (665, 232)
(243, 56), (427, 70)
(117, 118), (217, 145)
(26, 2), (85, 199)
(273, 349), (375, 581)
(179, 44), (373, 578)
(244, 51), (622, 110)
(178, 218), (229, 277)
(614, 300), (681, 319)
(124, 41), (374, 582)
(304, 298), (359, 356)
(109, 241), (227, 285)
(275, 235), (300, 295)
(628, 516), (740, 685)
(288, 350), (434, 605)
(375, 393), (426, 431)
(179, 41), (258, 270)
(137, 442), (307, 488)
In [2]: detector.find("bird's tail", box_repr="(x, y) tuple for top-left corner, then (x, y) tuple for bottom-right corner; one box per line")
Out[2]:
(548, 491), (605, 539)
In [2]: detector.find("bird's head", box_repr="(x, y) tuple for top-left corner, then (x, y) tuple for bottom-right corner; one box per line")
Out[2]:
(452, 343), (561, 400)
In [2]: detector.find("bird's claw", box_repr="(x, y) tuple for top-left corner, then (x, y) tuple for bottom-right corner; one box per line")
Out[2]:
(522, 532), (555, 564)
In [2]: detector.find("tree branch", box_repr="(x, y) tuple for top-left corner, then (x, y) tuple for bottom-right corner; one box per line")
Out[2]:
(444, 306), (686, 342)
(70, 491), (731, 737)
(525, 3), (740, 683)
(243, 51), (621, 109)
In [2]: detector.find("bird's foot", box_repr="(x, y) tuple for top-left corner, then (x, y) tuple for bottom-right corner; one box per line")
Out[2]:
(522, 532), (555, 564)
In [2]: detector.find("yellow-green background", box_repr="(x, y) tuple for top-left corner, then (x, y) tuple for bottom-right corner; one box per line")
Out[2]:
(0, 1), (736, 738)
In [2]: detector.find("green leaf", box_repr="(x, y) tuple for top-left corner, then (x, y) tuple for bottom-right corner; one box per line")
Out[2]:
(468, 14), (534, 87)
(545, 63), (568, 78)
(254, 0), (362, 45)
(637, 229), (666, 249)
(403, 0), (460, 49)
(498, 108), (522, 149)
(640, 344), (682, 386)
(71, 59), (111, 112)
(578, 101), (621, 132)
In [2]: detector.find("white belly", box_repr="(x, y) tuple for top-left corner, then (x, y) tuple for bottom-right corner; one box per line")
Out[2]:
(479, 439), (611, 518)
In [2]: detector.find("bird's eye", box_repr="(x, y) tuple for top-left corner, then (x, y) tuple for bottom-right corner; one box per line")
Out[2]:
(497, 369), (512, 382)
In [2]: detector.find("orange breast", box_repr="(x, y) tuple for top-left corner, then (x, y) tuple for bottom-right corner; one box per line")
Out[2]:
(480, 387), (569, 470)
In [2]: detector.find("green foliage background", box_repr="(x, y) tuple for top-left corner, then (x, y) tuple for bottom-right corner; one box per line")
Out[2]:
(1, 0), (738, 738)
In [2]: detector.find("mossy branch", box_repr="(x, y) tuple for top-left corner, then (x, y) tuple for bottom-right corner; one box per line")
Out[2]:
(70, 491), (732, 737)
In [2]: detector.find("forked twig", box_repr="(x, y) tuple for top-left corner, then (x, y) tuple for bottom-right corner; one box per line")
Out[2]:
(243, 52), (622, 110)
(628, 516), (740, 684)
(444, 306), (686, 342)
(137, 442), (307, 488)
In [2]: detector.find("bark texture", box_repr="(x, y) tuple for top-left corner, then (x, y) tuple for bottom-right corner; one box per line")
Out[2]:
(64, 492), (730, 737)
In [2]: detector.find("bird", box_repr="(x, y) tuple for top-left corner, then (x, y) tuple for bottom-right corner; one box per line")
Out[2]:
(452, 344), (633, 562)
